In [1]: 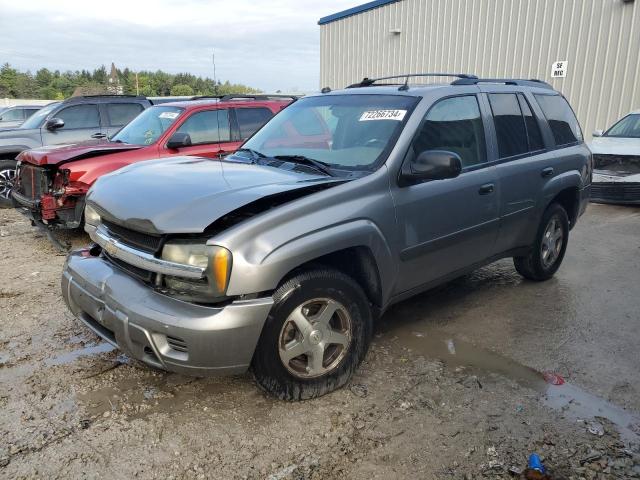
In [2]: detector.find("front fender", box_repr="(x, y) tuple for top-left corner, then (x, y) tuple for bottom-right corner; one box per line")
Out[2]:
(226, 219), (395, 302)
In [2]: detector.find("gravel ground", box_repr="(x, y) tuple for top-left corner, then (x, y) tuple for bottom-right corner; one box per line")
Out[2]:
(0, 204), (639, 479)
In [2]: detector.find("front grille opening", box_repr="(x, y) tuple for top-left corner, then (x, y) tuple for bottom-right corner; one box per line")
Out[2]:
(17, 164), (50, 199)
(167, 335), (188, 353)
(102, 219), (163, 254)
(103, 251), (154, 283)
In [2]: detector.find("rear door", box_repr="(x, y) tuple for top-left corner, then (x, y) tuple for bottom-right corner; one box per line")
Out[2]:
(392, 94), (500, 293)
(233, 105), (275, 146)
(159, 108), (230, 159)
(41, 103), (103, 145)
(102, 102), (146, 138)
(485, 91), (550, 253)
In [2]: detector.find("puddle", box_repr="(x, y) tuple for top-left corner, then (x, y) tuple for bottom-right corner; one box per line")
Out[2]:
(77, 374), (274, 423)
(384, 326), (640, 445)
(46, 342), (115, 366)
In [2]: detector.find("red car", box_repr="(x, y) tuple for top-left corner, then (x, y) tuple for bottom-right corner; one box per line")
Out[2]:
(11, 95), (293, 232)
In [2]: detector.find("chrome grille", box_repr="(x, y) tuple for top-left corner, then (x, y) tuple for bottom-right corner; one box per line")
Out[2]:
(102, 219), (163, 254)
(103, 251), (154, 283)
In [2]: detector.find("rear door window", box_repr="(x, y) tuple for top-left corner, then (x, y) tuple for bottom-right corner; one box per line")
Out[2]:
(534, 94), (582, 146)
(413, 95), (486, 168)
(488, 93), (528, 158)
(0, 109), (23, 121)
(175, 109), (231, 144)
(106, 103), (144, 127)
(235, 107), (273, 139)
(56, 104), (100, 129)
(517, 95), (545, 151)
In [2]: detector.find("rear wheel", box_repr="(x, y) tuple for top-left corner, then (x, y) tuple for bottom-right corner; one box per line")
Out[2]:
(252, 268), (372, 400)
(514, 203), (569, 281)
(0, 159), (17, 208)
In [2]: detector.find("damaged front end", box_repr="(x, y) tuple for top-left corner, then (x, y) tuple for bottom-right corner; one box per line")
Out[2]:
(11, 162), (88, 229)
(591, 154), (640, 205)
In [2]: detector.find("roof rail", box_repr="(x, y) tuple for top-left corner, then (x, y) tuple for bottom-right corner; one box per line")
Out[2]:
(347, 73), (478, 89)
(451, 78), (554, 89)
(218, 94), (299, 101)
(67, 94), (147, 100)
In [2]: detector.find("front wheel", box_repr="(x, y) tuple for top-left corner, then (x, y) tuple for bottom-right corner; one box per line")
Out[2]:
(514, 202), (569, 281)
(0, 159), (17, 209)
(252, 268), (372, 401)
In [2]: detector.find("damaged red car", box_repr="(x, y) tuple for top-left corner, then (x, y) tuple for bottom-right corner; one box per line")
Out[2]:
(11, 95), (293, 232)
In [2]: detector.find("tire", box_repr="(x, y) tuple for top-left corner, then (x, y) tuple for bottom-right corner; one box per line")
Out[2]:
(0, 159), (17, 209)
(514, 202), (570, 281)
(252, 268), (373, 401)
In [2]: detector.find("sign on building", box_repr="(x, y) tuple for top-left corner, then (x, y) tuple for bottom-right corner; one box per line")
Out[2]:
(551, 60), (568, 78)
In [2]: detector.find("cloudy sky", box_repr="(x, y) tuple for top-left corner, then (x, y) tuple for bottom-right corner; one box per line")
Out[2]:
(0, 0), (358, 92)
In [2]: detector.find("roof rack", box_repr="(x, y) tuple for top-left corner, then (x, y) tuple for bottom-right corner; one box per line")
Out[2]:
(67, 94), (147, 100)
(218, 94), (299, 101)
(348, 73), (478, 89)
(451, 78), (553, 89)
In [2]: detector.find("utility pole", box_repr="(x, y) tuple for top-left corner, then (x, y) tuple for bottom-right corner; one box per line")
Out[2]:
(212, 52), (218, 96)
(135, 72), (139, 95)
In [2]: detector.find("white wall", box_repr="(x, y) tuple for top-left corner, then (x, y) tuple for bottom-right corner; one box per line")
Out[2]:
(320, 0), (640, 139)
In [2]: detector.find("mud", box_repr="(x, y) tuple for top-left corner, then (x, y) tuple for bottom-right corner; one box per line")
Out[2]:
(1, 204), (639, 479)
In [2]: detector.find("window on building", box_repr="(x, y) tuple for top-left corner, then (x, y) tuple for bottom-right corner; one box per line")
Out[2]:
(176, 109), (231, 144)
(412, 95), (486, 168)
(534, 94), (582, 146)
(235, 107), (273, 138)
(489, 93), (528, 158)
(56, 104), (100, 129)
(107, 103), (144, 127)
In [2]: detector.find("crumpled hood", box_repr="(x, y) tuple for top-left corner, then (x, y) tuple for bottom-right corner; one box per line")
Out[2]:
(88, 157), (339, 234)
(18, 140), (143, 166)
(589, 137), (640, 156)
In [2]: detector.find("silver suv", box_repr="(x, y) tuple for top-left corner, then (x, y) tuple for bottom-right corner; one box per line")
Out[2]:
(61, 74), (592, 400)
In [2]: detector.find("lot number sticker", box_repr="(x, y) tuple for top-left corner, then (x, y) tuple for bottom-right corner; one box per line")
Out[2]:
(159, 111), (180, 119)
(550, 60), (568, 78)
(360, 109), (407, 121)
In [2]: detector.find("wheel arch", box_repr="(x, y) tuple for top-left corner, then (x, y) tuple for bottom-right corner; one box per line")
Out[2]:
(541, 171), (582, 229)
(226, 219), (395, 311)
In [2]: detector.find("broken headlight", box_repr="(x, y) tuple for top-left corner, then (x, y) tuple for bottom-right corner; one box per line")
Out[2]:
(161, 241), (232, 302)
(84, 204), (101, 227)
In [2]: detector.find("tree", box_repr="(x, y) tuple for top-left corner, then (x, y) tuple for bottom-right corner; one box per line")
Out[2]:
(0, 63), (260, 100)
(170, 84), (194, 96)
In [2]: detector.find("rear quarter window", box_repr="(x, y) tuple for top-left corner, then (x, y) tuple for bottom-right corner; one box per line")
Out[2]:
(107, 103), (145, 127)
(534, 94), (582, 146)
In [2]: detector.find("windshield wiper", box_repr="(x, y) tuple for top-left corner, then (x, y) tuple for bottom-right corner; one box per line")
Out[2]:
(273, 155), (335, 177)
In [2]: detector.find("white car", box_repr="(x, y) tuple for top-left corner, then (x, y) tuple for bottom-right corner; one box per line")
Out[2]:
(589, 110), (640, 204)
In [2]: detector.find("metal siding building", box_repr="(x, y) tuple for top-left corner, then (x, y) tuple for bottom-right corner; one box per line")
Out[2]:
(319, 0), (640, 138)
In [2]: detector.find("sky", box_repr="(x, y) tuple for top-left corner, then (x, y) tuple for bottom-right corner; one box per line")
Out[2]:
(0, 0), (359, 93)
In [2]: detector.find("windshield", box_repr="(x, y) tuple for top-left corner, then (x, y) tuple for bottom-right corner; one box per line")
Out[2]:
(237, 94), (418, 171)
(20, 102), (59, 129)
(605, 114), (640, 138)
(111, 106), (184, 145)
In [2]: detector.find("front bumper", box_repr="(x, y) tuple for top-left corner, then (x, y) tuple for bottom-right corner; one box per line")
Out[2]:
(61, 250), (273, 376)
(590, 178), (640, 205)
(12, 189), (85, 229)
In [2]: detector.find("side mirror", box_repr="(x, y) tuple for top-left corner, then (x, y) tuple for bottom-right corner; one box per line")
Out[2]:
(45, 118), (65, 131)
(405, 150), (462, 181)
(166, 132), (192, 149)
(592, 129), (604, 137)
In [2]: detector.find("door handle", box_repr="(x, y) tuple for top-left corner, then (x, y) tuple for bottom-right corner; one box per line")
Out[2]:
(91, 133), (107, 139)
(478, 183), (495, 195)
(541, 167), (554, 178)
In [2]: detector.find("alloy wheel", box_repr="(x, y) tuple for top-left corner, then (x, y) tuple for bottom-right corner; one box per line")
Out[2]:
(278, 298), (352, 379)
(0, 167), (16, 200)
(540, 216), (564, 268)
